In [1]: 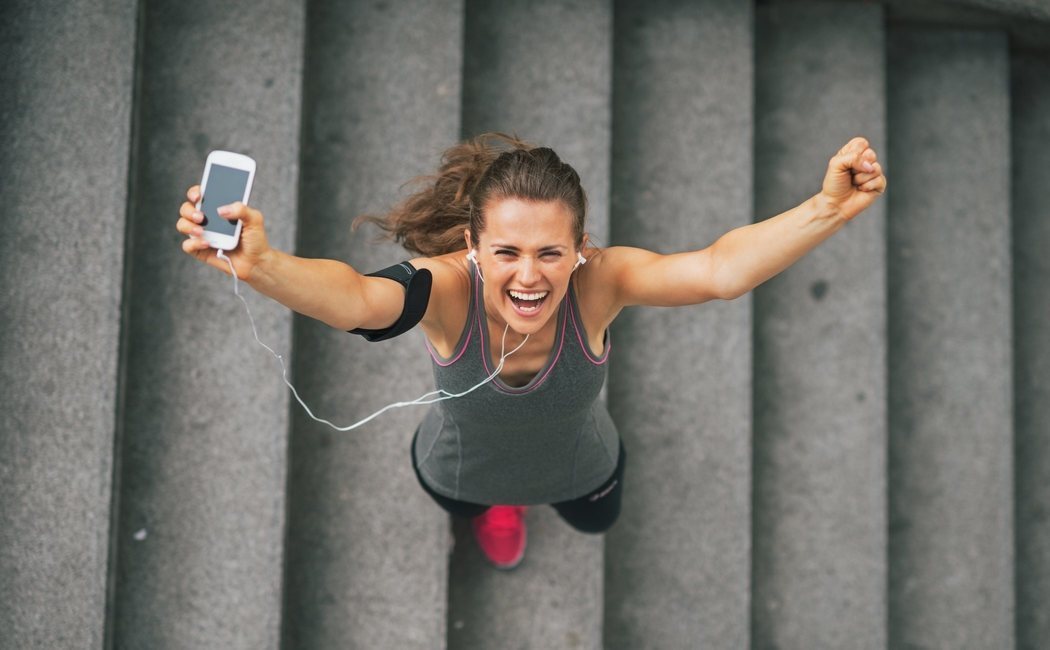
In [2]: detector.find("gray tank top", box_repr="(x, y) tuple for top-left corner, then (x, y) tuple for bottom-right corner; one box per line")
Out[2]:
(413, 259), (620, 505)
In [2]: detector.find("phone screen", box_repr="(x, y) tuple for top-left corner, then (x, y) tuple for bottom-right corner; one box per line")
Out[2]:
(201, 164), (250, 236)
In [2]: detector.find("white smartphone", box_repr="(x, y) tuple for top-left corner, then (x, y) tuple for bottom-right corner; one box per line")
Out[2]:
(196, 150), (256, 251)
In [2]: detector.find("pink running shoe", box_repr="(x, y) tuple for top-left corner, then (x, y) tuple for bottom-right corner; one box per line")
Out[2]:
(472, 505), (527, 569)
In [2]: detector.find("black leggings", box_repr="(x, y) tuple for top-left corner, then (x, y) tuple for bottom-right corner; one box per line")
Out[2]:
(411, 433), (626, 534)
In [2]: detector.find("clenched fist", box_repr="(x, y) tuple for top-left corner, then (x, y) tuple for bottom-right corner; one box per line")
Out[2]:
(820, 136), (887, 222)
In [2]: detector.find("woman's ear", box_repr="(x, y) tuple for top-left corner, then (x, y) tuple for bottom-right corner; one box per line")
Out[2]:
(464, 229), (473, 251)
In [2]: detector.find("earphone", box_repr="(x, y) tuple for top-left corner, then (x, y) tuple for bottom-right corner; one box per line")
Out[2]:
(214, 249), (529, 433)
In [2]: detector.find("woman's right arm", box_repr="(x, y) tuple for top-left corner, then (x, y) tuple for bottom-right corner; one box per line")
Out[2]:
(177, 185), (404, 332)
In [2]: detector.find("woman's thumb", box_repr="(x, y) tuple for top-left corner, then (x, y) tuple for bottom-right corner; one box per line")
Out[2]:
(218, 202), (262, 227)
(830, 137), (870, 172)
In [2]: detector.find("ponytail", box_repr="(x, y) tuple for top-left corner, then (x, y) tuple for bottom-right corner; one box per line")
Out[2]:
(353, 132), (535, 257)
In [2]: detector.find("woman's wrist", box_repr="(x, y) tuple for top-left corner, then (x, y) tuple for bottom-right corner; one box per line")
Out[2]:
(247, 247), (281, 292)
(810, 192), (847, 226)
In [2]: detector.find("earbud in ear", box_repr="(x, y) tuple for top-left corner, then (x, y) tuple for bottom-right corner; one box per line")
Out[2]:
(573, 251), (587, 271)
(467, 249), (484, 282)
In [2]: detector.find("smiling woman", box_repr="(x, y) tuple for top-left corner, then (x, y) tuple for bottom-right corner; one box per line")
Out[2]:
(468, 198), (580, 330)
(176, 131), (886, 570)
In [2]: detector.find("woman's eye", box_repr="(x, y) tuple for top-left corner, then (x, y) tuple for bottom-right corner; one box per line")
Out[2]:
(496, 250), (515, 257)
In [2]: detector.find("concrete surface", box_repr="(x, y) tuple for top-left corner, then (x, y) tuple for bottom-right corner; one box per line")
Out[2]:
(448, 512), (604, 650)
(949, 0), (1050, 20)
(111, 0), (303, 647)
(887, 27), (1014, 650)
(462, 0), (613, 247)
(605, 1), (754, 647)
(0, 1), (1045, 647)
(752, 3), (887, 648)
(280, 1), (462, 647)
(0, 0), (136, 648)
(1012, 48), (1050, 650)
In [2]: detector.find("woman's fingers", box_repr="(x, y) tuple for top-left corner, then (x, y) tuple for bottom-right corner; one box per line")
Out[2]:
(832, 141), (878, 174)
(182, 235), (212, 254)
(179, 201), (204, 223)
(851, 161), (883, 185)
(831, 138), (869, 170)
(836, 136), (869, 157)
(858, 175), (887, 193)
(853, 149), (877, 173)
(175, 216), (204, 237)
(187, 185), (201, 204)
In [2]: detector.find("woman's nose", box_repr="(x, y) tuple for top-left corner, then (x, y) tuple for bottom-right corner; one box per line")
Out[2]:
(518, 257), (539, 284)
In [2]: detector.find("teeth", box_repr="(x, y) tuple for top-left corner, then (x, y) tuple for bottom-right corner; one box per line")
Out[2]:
(508, 290), (549, 301)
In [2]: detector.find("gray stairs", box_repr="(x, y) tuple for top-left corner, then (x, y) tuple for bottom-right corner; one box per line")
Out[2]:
(111, 0), (303, 647)
(1, 0), (1048, 648)
(752, 3), (887, 647)
(887, 27), (1015, 648)
(281, 2), (459, 647)
(606, 1), (754, 647)
(1013, 44), (1050, 650)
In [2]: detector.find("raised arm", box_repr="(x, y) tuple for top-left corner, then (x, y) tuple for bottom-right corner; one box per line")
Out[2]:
(246, 248), (405, 332)
(177, 185), (405, 331)
(601, 136), (886, 309)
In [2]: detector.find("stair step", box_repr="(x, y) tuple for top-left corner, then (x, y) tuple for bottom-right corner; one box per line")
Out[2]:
(886, 26), (1014, 649)
(1010, 46), (1050, 650)
(752, 2), (887, 648)
(280, 1), (464, 648)
(2, 1), (1047, 648)
(449, 510), (604, 649)
(605, 1), (754, 647)
(0, 1), (137, 647)
(111, 1), (305, 647)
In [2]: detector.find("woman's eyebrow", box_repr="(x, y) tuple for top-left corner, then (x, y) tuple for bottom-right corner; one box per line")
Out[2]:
(489, 244), (568, 252)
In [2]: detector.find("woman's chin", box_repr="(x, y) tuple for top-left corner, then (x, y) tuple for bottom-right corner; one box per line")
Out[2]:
(500, 304), (553, 335)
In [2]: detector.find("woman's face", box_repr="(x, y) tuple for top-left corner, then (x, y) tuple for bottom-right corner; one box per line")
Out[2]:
(467, 197), (584, 336)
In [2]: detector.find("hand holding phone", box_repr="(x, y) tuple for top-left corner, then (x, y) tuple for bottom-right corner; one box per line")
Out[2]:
(178, 150), (271, 279)
(196, 150), (256, 250)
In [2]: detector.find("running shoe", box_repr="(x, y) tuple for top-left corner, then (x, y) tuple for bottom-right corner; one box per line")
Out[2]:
(472, 505), (527, 569)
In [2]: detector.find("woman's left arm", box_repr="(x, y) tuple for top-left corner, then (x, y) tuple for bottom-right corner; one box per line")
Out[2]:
(714, 136), (887, 299)
(594, 137), (887, 317)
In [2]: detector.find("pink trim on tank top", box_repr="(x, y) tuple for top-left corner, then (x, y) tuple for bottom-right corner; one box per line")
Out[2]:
(568, 304), (610, 366)
(423, 263), (477, 366)
(425, 328), (472, 367)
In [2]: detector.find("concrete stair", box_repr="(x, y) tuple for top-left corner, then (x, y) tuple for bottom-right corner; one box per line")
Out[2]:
(1, 0), (1047, 648)
(752, 3), (886, 647)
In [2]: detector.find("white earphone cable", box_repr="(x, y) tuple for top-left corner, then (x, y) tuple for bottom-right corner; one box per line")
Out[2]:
(215, 249), (527, 432)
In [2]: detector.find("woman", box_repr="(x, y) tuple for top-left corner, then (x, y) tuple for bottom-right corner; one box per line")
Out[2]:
(176, 133), (886, 569)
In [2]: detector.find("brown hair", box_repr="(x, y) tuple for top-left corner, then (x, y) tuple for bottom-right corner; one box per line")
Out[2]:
(354, 132), (587, 257)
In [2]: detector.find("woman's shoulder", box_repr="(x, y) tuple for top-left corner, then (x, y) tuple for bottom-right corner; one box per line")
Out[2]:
(409, 250), (472, 349)
(571, 246), (626, 335)
(574, 245), (634, 298)
(573, 244), (676, 331)
(409, 250), (471, 292)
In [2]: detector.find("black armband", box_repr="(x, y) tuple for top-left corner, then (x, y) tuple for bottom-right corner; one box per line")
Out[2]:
(348, 261), (432, 342)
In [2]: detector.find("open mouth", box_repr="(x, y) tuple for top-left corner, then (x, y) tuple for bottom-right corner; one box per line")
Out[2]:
(507, 289), (550, 314)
